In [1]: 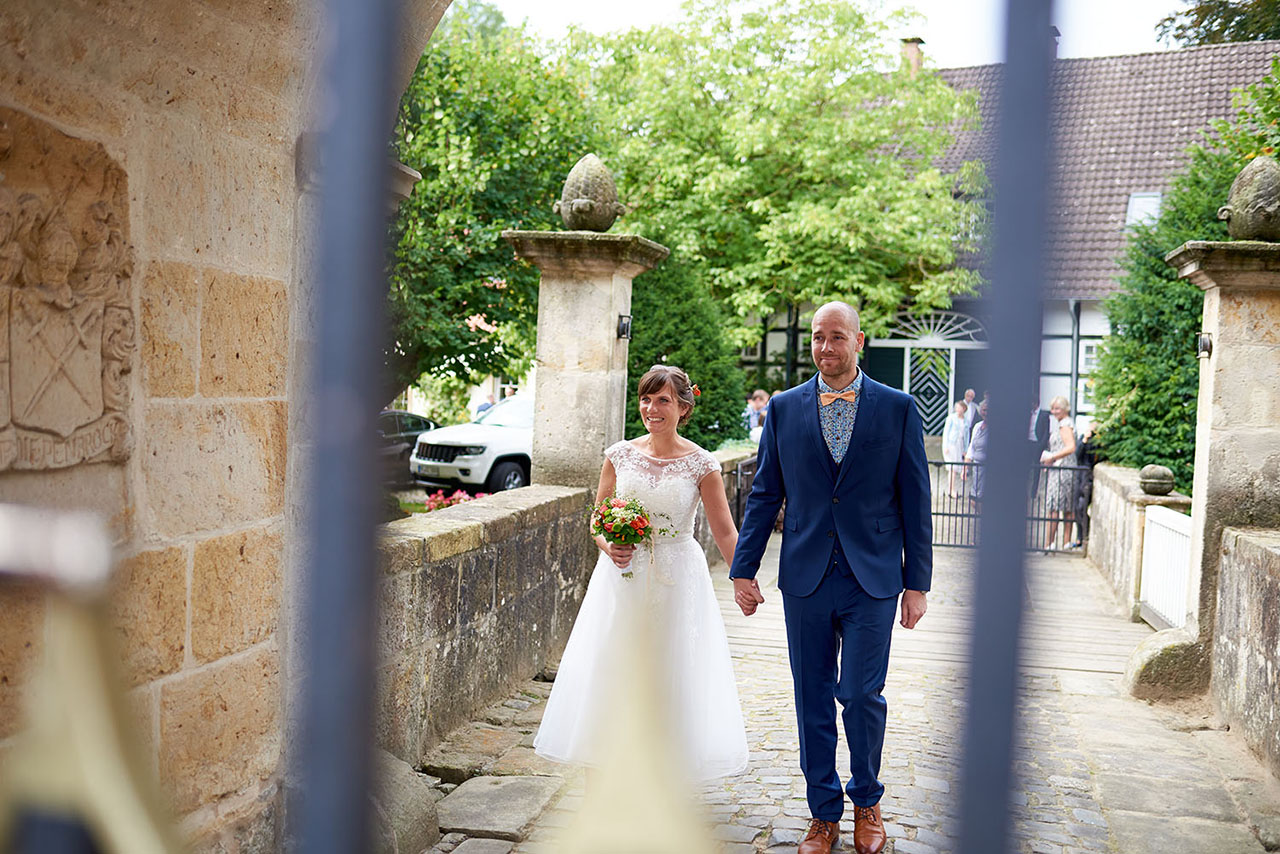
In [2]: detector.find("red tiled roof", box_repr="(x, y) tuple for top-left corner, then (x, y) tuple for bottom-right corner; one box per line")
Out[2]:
(938, 41), (1280, 300)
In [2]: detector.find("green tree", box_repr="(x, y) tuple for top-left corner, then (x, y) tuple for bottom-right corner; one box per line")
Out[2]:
(1092, 59), (1280, 492)
(388, 2), (602, 391)
(625, 255), (748, 450)
(1157, 0), (1280, 45)
(576, 0), (986, 348)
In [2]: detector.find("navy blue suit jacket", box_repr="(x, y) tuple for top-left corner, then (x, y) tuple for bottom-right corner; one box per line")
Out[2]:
(729, 372), (933, 599)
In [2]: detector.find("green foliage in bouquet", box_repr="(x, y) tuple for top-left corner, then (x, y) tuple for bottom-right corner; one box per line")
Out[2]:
(591, 495), (674, 578)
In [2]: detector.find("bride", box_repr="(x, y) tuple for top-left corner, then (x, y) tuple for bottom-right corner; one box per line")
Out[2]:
(533, 364), (750, 780)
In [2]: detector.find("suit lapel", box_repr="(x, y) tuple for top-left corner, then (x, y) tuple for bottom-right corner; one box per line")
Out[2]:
(833, 373), (879, 492)
(799, 375), (837, 483)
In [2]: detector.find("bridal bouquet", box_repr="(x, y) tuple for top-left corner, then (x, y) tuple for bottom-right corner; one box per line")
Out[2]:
(590, 495), (673, 579)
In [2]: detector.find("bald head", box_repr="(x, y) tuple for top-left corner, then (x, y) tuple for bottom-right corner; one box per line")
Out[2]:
(813, 301), (861, 336)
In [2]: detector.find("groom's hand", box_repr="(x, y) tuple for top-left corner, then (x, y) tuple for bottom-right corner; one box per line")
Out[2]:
(900, 589), (927, 629)
(733, 578), (765, 616)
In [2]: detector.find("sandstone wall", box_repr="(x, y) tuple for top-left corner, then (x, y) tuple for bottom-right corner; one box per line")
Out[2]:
(1212, 527), (1280, 779)
(375, 487), (594, 764)
(0, 1), (449, 851)
(1087, 464), (1192, 619)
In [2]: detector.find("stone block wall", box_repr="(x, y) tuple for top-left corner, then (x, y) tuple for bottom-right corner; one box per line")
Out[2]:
(1212, 527), (1280, 779)
(692, 447), (758, 568)
(0, 1), (450, 851)
(0, 3), (307, 847)
(1088, 463), (1192, 619)
(375, 486), (594, 765)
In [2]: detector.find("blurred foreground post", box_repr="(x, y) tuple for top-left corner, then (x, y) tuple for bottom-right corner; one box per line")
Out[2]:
(958, 1), (1056, 853)
(292, 0), (400, 851)
(553, 607), (716, 854)
(0, 504), (179, 854)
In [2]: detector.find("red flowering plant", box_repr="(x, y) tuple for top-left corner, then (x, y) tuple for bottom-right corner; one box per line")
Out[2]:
(590, 495), (675, 579)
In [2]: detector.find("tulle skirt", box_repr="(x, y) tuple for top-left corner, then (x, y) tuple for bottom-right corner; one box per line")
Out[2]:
(533, 537), (750, 781)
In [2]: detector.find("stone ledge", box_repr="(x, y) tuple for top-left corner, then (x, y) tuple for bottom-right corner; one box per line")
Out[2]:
(1221, 527), (1280, 576)
(713, 446), (757, 472)
(381, 486), (591, 567)
(1166, 240), (1280, 291)
(1093, 463), (1191, 511)
(501, 230), (670, 278)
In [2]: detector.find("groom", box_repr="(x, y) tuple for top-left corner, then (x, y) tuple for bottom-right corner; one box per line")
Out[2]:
(730, 302), (932, 854)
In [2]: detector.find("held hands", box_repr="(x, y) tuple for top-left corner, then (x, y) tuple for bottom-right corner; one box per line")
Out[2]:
(900, 589), (927, 629)
(733, 577), (765, 616)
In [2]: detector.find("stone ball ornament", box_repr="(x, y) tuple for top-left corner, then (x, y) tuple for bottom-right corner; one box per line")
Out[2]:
(1218, 154), (1280, 242)
(553, 153), (626, 232)
(1138, 464), (1176, 496)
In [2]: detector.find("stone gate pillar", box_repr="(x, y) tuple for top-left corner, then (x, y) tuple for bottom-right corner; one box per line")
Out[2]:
(1159, 241), (1280, 675)
(500, 231), (668, 489)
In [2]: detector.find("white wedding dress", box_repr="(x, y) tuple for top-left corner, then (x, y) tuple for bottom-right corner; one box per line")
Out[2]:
(533, 440), (750, 780)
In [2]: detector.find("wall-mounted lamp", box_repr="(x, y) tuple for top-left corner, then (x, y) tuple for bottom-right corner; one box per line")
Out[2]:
(1196, 332), (1213, 360)
(617, 314), (633, 340)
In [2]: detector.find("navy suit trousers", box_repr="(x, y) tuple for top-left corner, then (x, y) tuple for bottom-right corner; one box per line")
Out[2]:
(781, 555), (898, 820)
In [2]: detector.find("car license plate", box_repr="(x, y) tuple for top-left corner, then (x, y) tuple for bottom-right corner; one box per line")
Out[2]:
(416, 464), (440, 477)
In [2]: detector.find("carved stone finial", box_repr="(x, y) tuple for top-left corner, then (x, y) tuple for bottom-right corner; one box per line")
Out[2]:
(1139, 464), (1176, 496)
(1218, 155), (1280, 242)
(552, 154), (625, 232)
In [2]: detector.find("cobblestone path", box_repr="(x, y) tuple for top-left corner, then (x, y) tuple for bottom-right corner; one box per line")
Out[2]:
(509, 536), (1280, 854)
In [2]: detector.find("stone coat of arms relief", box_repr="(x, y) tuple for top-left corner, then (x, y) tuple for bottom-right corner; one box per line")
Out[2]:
(0, 107), (135, 471)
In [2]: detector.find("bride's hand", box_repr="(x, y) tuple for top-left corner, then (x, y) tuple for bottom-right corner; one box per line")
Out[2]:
(605, 542), (636, 568)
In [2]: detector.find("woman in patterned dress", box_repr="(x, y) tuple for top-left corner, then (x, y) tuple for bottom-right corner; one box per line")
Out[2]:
(1040, 395), (1077, 550)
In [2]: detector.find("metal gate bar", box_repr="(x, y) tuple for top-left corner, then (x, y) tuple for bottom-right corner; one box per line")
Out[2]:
(958, 2), (1057, 853)
(292, 0), (401, 851)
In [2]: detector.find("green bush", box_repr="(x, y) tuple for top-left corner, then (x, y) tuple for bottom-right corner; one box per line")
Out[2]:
(1092, 147), (1235, 492)
(625, 254), (748, 451)
(1092, 58), (1280, 494)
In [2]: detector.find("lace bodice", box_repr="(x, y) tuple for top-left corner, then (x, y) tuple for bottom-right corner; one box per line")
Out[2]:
(605, 440), (721, 541)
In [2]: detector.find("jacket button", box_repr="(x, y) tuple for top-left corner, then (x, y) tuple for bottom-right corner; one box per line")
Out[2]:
(832, 497), (840, 504)
(827, 530), (834, 537)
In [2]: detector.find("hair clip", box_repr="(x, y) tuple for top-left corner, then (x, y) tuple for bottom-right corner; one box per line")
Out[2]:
(691, 384), (701, 397)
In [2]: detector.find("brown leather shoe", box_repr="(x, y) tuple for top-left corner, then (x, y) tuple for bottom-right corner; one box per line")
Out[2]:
(852, 804), (886, 854)
(798, 817), (840, 854)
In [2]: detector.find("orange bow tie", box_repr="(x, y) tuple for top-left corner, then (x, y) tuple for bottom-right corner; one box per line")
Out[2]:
(819, 390), (858, 406)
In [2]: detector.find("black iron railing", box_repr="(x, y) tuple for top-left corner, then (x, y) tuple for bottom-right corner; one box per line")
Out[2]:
(929, 461), (1093, 553)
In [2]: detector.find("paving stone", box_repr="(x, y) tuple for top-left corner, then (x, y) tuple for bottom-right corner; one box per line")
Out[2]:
(487, 746), (566, 778)
(1257, 816), (1280, 852)
(1094, 772), (1239, 822)
(767, 827), (802, 846)
(437, 776), (563, 841)
(452, 840), (515, 854)
(1071, 808), (1107, 827)
(712, 824), (763, 843)
(422, 724), (524, 784)
(1108, 811), (1265, 854)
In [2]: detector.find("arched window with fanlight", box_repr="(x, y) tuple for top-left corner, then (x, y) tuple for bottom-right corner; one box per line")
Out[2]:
(861, 311), (989, 435)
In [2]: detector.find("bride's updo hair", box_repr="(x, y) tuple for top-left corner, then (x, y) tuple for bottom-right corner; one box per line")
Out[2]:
(637, 364), (697, 427)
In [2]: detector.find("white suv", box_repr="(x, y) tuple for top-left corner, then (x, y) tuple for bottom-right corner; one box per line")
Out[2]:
(409, 395), (533, 492)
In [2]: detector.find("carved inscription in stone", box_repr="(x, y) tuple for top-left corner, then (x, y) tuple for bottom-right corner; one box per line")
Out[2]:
(0, 108), (134, 470)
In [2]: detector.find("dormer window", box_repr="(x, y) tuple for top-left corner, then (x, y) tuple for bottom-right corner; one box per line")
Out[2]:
(1125, 192), (1163, 227)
